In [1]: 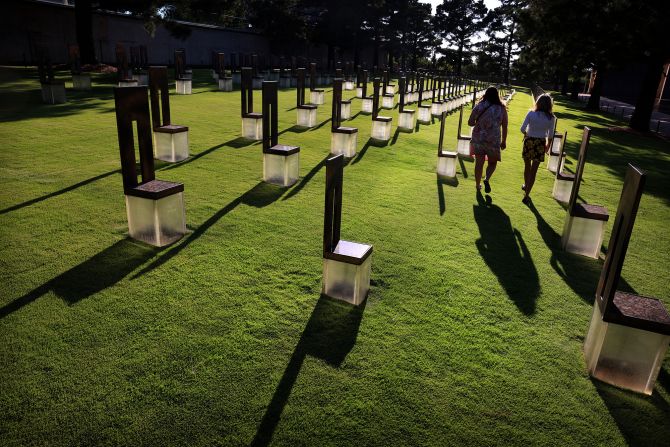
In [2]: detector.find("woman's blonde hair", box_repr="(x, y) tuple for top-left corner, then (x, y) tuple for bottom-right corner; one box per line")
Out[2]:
(534, 94), (554, 119)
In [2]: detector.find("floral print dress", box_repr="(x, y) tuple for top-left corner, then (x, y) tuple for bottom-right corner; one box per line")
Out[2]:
(469, 100), (506, 161)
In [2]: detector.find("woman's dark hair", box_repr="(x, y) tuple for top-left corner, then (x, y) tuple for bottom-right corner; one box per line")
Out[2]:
(479, 86), (504, 107)
(534, 94), (554, 120)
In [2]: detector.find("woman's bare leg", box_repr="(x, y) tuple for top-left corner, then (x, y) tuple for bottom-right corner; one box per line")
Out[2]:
(485, 160), (498, 182)
(523, 158), (531, 191)
(474, 156), (485, 189)
(525, 160), (542, 196)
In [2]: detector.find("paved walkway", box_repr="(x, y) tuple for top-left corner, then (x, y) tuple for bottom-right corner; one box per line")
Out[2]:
(577, 93), (670, 137)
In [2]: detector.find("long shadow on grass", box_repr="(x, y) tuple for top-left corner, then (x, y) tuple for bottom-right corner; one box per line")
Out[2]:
(0, 169), (120, 215)
(594, 381), (670, 447)
(458, 156), (472, 178)
(351, 138), (376, 165)
(159, 137), (255, 172)
(278, 125), (309, 136)
(436, 174), (458, 216)
(250, 294), (365, 447)
(133, 182), (285, 278)
(0, 239), (158, 318)
(282, 156), (329, 201)
(474, 192), (539, 315)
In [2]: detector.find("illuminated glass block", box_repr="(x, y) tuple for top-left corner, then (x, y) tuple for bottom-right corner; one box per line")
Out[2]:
(356, 87), (364, 98)
(118, 80), (138, 88)
(345, 80), (355, 90)
(418, 106), (431, 123)
(125, 192), (186, 247)
(584, 304), (670, 395)
(252, 77), (263, 90)
(297, 107), (317, 128)
(242, 116), (263, 140)
(72, 74), (91, 90)
(561, 214), (606, 259)
(232, 72), (241, 86)
(154, 130), (189, 162)
(263, 152), (300, 187)
(280, 76), (292, 88)
(331, 130), (358, 158)
(361, 98), (373, 114)
(552, 177), (573, 203)
(132, 74), (148, 86)
(218, 78), (233, 91)
(41, 83), (67, 104)
(457, 137), (471, 156)
(176, 79), (192, 95)
(382, 94), (394, 109)
(398, 111), (415, 131)
(371, 119), (392, 141)
(340, 101), (351, 120)
(431, 102), (443, 116)
(310, 90), (325, 105)
(385, 85), (396, 95)
(437, 153), (458, 177)
(322, 247), (372, 306)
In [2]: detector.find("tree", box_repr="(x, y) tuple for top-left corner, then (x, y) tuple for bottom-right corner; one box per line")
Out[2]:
(484, 0), (525, 84)
(434, 0), (487, 76)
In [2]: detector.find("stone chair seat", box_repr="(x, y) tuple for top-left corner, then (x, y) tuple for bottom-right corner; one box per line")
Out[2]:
(383, 93), (394, 97)
(402, 108), (415, 113)
(418, 104), (431, 108)
(604, 291), (670, 335)
(572, 203), (609, 221)
(311, 88), (324, 93)
(125, 179), (184, 200)
(438, 150), (458, 158)
(176, 76), (190, 81)
(324, 240), (373, 265)
(373, 116), (392, 123)
(154, 124), (188, 134)
(265, 144), (300, 156)
(298, 104), (317, 110)
(556, 171), (575, 181)
(342, 99), (352, 104)
(244, 112), (263, 119)
(333, 126), (358, 134)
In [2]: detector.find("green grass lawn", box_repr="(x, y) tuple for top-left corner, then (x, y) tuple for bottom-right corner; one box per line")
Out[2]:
(1, 66), (669, 447)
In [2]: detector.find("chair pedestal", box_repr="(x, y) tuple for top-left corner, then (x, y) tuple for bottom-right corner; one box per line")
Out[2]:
(322, 242), (372, 306)
(297, 107), (317, 128)
(242, 115), (263, 140)
(382, 94), (395, 109)
(431, 102), (443, 116)
(457, 136), (471, 156)
(584, 303), (670, 395)
(176, 79), (192, 95)
(218, 77), (233, 91)
(125, 186), (186, 247)
(398, 110), (415, 132)
(385, 85), (396, 95)
(310, 90), (325, 105)
(118, 79), (138, 88)
(132, 73), (148, 86)
(154, 127), (189, 162)
(562, 214), (606, 258)
(331, 129), (358, 158)
(371, 119), (392, 141)
(361, 98), (373, 114)
(252, 76), (264, 90)
(232, 72), (241, 86)
(437, 153), (458, 177)
(547, 153), (564, 173)
(552, 177), (574, 203)
(280, 76), (292, 89)
(344, 80), (355, 91)
(72, 74), (91, 90)
(40, 82), (66, 104)
(356, 87), (364, 98)
(340, 101), (351, 120)
(417, 106), (431, 123)
(263, 147), (300, 187)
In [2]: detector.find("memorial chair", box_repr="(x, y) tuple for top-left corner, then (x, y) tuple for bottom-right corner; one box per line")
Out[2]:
(360, 70), (374, 114)
(262, 81), (300, 187)
(355, 67), (365, 98)
(113, 86), (186, 247)
(148, 67), (189, 162)
(331, 79), (358, 158)
(456, 106), (473, 156)
(547, 119), (566, 173)
(241, 67), (263, 140)
(551, 130), (573, 203)
(295, 68), (318, 128)
(309, 63), (325, 105)
(130, 46), (148, 86)
(37, 52), (66, 104)
(436, 111), (458, 178)
(116, 44), (137, 87)
(397, 77), (415, 132)
(251, 54), (264, 90)
(584, 164), (670, 395)
(431, 78), (445, 116)
(417, 77), (432, 124)
(68, 44), (91, 90)
(174, 49), (191, 94)
(322, 155), (373, 306)
(381, 70), (395, 109)
(561, 127), (609, 258)
(217, 52), (233, 91)
(371, 78), (392, 141)
(384, 70), (396, 95)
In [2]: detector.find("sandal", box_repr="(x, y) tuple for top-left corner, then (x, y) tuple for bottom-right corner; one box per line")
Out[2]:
(483, 180), (491, 193)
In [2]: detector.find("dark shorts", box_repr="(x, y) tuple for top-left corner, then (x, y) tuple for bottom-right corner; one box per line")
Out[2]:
(522, 137), (546, 162)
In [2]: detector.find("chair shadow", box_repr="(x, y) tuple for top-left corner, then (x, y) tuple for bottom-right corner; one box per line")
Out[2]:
(351, 138), (375, 165)
(310, 118), (332, 131)
(278, 125), (310, 136)
(132, 182), (285, 278)
(436, 173), (459, 216)
(0, 238), (159, 319)
(159, 137), (256, 171)
(283, 156), (329, 201)
(0, 169), (120, 215)
(250, 294), (366, 447)
(458, 157), (470, 178)
(594, 380), (670, 447)
(349, 111), (362, 120)
(474, 192), (539, 315)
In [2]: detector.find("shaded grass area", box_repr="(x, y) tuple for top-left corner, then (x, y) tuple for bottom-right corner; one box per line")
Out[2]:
(1, 67), (669, 446)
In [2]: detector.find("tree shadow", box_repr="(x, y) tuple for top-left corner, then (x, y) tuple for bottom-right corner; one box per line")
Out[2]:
(474, 193), (539, 315)
(0, 238), (158, 318)
(132, 182), (285, 278)
(250, 294), (366, 447)
(594, 380), (670, 447)
(436, 173), (458, 216)
(0, 169), (120, 215)
(282, 156), (329, 201)
(159, 137), (255, 171)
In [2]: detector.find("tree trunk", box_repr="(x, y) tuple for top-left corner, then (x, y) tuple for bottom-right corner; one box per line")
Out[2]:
(457, 42), (463, 76)
(630, 55), (666, 132)
(504, 21), (515, 85)
(586, 66), (605, 111)
(75, 0), (96, 64)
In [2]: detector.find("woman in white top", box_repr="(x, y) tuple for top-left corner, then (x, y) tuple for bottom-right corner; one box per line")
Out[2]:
(519, 94), (556, 204)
